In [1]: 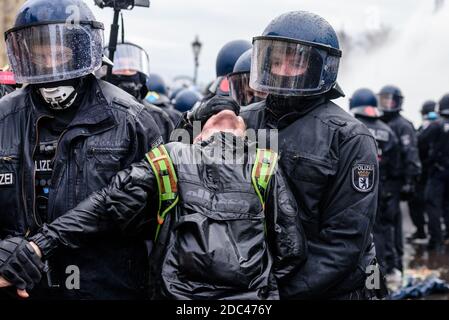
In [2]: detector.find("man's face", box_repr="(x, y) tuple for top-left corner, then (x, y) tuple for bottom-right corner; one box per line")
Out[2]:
(270, 50), (309, 77)
(113, 69), (138, 76)
(31, 44), (73, 69)
(379, 94), (397, 110)
(113, 57), (138, 76)
(194, 110), (246, 143)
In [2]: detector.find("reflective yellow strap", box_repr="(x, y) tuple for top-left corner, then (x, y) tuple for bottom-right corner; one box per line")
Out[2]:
(251, 148), (278, 208)
(145, 145), (179, 241)
(252, 149), (265, 208)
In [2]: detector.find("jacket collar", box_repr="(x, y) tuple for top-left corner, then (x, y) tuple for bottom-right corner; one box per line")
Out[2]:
(265, 94), (327, 129)
(28, 75), (117, 130)
(264, 82), (345, 129)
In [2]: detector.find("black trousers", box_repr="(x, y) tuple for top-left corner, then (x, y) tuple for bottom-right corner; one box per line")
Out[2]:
(379, 180), (402, 272)
(408, 178), (427, 234)
(425, 169), (449, 244)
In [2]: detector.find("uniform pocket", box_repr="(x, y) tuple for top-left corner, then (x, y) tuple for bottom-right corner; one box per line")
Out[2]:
(85, 146), (129, 193)
(283, 150), (337, 185)
(0, 153), (24, 236)
(88, 147), (128, 171)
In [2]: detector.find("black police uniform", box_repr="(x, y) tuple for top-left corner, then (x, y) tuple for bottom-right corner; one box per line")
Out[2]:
(381, 112), (421, 269)
(242, 93), (380, 299)
(0, 75), (162, 299)
(354, 114), (400, 274)
(408, 120), (437, 238)
(419, 116), (449, 246)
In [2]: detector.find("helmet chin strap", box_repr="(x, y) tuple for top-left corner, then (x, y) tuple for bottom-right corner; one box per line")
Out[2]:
(39, 86), (78, 110)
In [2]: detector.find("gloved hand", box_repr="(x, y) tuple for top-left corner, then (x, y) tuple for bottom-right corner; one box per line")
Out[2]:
(0, 237), (45, 291)
(400, 179), (416, 201)
(188, 95), (240, 127)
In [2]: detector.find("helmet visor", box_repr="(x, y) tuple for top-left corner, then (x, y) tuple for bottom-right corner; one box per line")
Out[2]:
(6, 23), (103, 84)
(250, 37), (340, 96)
(105, 43), (150, 76)
(378, 93), (398, 111)
(229, 72), (267, 106)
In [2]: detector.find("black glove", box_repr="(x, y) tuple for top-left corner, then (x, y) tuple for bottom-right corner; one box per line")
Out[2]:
(0, 237), (45, 290)
(188, 95), (240, 127)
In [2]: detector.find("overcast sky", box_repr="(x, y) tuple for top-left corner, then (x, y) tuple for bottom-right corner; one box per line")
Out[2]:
(86, 0), (448, 125)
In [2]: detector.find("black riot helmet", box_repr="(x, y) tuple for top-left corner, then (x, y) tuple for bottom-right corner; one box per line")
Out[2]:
(216, 40), (252, 77)
(438, 94), (449, 117)
(421, 100), (436, 115)
(250, 11), (342, 97)
(5, 0), (104, 85)
(173, 89), (203, 113)
(421, 100), (438, 121)
(349, 88), (382, 118)
(378, 85), (403, 113)
(228, 49), (268, 106)
(104, 42), (150, 100)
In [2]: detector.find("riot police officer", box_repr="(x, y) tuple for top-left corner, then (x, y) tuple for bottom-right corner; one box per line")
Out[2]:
(238, 11), (382, 299)
(0, 0), (162, 299)
(204, 40), (252, 100)
(349, 88), (400, 275)
(419, 101), (439, 133)
(228, 48), (268, 107)
(408, 100), (439, 241)
(419, 94), (449, 249)
(104, 42), (174, 142)
(378, 85), (421, 268)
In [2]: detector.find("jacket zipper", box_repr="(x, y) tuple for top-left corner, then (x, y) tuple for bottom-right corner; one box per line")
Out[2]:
(292, 153), (334, 169)
(89, 147), (128, 154)
(45, 127), (69, 223)
(33, 115), (69, 227)
(31, 115), (50, 227)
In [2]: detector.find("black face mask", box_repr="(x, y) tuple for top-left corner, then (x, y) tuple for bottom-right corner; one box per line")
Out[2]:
(109, 73), (148, 100)
(266, 94), (325, 123)
(267, 94), (306, 109)
(32, 78), (85, 111)
(381, 110), (400, 121)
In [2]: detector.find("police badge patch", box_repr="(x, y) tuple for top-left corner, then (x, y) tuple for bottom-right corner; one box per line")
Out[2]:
(352, 164), (375, 192)
(400, 134), (411, 146)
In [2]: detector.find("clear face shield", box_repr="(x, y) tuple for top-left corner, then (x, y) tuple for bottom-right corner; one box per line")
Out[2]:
(5, 22), (104, 84)
(378, 93), (401, 111)
(228, 72), (268, 106)
(250, 37), (340, 96)
(104, 43), (150, 77)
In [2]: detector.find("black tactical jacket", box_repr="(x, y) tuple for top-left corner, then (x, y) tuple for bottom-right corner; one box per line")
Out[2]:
(418, 116), (449, 171)
(381, 113), (422, 181)
(0, 75), (162, 299)
(241, 94), (379, 299)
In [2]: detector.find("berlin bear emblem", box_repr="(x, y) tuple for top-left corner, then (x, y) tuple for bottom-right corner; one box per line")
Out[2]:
(351, 164), (375, 192)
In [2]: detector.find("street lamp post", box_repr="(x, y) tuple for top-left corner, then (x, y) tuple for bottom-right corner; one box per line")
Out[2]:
(191, 35), (202, 85)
